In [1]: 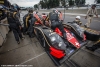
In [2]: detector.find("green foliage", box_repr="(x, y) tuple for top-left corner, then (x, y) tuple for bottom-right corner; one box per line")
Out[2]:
(75, 0), (85, 6)
(34, 4), (38, 8)
(97, 0), (100, 3)
(39, 0), (60, 9)
(35, 0), (86, 9)
(61, 0), (66, 6)
(69, 0), (74, 6)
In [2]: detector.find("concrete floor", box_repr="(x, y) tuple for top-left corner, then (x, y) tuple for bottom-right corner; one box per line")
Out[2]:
(0, 32), (51, 66)
(0, 32), (68, 67)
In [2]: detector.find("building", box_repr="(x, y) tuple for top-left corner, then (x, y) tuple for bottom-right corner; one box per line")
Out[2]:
(85, 0), (100, 5)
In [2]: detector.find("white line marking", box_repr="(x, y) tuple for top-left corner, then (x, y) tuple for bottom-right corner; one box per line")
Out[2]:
(19, 52), (46, 65)
(93, 20), (100, 22)
(39, 12), (100, 17)
(69, 17), (75, 18)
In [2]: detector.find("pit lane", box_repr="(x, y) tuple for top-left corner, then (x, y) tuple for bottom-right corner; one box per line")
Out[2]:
(0, 11), (100, 67)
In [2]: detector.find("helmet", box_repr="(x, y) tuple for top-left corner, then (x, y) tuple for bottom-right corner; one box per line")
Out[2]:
(12, 4), (20, 11)
(0, 5), (6, 10)
(33, 11), (36, 14)
(10, 5), (17, 11)
(76, 16), (81, 20)
(28, 8), (33, 13)
(53, 9), (58, 13)
(0, 5), (4, 9)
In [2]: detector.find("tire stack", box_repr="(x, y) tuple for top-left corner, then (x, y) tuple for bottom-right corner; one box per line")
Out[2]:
(81, 27), (100, 41)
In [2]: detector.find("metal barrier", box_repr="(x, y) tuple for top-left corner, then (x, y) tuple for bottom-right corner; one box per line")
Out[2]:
(0, 18), (9, 46)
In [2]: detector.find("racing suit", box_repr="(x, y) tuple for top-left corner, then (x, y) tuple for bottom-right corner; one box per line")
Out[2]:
(23, 13), (33, 35)
(7, 9), (23, 43)
(45, 11), (66, 38)
(23, 12), (39, 38)
(27, 12), (43, 37)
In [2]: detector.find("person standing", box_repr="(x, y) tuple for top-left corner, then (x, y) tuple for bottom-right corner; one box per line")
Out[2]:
(85, 4), (98, 28)
(7, 5), (24, 44)
(23, 8), (34, 38)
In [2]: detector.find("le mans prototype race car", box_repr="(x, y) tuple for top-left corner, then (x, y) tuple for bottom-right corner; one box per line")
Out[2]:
(32, 13), (100, 66)
(33, 19), (88, 66)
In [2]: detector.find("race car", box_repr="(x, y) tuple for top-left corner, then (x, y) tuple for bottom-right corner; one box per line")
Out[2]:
(33, 24), (87, 66)
(33, 13), (100, 66)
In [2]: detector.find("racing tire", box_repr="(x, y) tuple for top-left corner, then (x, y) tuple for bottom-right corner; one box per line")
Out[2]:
(84, 28), (100, 41)
(34, 28), (48, 48)
(34, 28), (50, 51)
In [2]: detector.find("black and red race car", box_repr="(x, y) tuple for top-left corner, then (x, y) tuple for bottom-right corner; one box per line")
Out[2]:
(33, 22), (87, 66)
(33, 13), (100, 66)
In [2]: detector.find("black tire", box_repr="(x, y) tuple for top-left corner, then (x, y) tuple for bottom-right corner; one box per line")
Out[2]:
(34, 28), (46, 48)
(84, 28), (100, 41)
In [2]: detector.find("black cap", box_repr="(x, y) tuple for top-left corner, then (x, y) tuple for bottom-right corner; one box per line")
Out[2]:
(92, 4), (96, 7)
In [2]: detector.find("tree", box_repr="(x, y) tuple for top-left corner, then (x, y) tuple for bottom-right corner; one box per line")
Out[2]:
(69, 0), (74, 6)
(97, 0), (100, 3)
(39, 0), (44, 9)
(34, 4), (38, 9)
(75, 0), (85, 6)
(39, 0), (60, 9)
(61, 0), (66, 7)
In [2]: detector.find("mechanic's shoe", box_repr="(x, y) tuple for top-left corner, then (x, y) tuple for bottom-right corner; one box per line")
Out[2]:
(0, 46), (2, 48)
(29, 35), (34, 38)
(17, 41), (20, 44)
(29, 34), (34, 38)
(23, 33), (26, 35)
(21, 37), (25, 40)
(85, 46), (95, 51)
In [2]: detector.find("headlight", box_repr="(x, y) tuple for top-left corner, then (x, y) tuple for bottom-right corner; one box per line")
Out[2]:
(58, 42), (63, 47)
(50, 36), (56, 42)
(50, 34), (67, 50)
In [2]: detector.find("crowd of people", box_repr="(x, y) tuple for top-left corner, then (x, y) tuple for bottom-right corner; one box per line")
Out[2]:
(0, 0), (100, 52)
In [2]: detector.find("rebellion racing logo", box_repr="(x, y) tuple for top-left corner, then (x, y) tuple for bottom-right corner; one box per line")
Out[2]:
(67, 33), (74, 40)
(67, 32), (80, 48)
